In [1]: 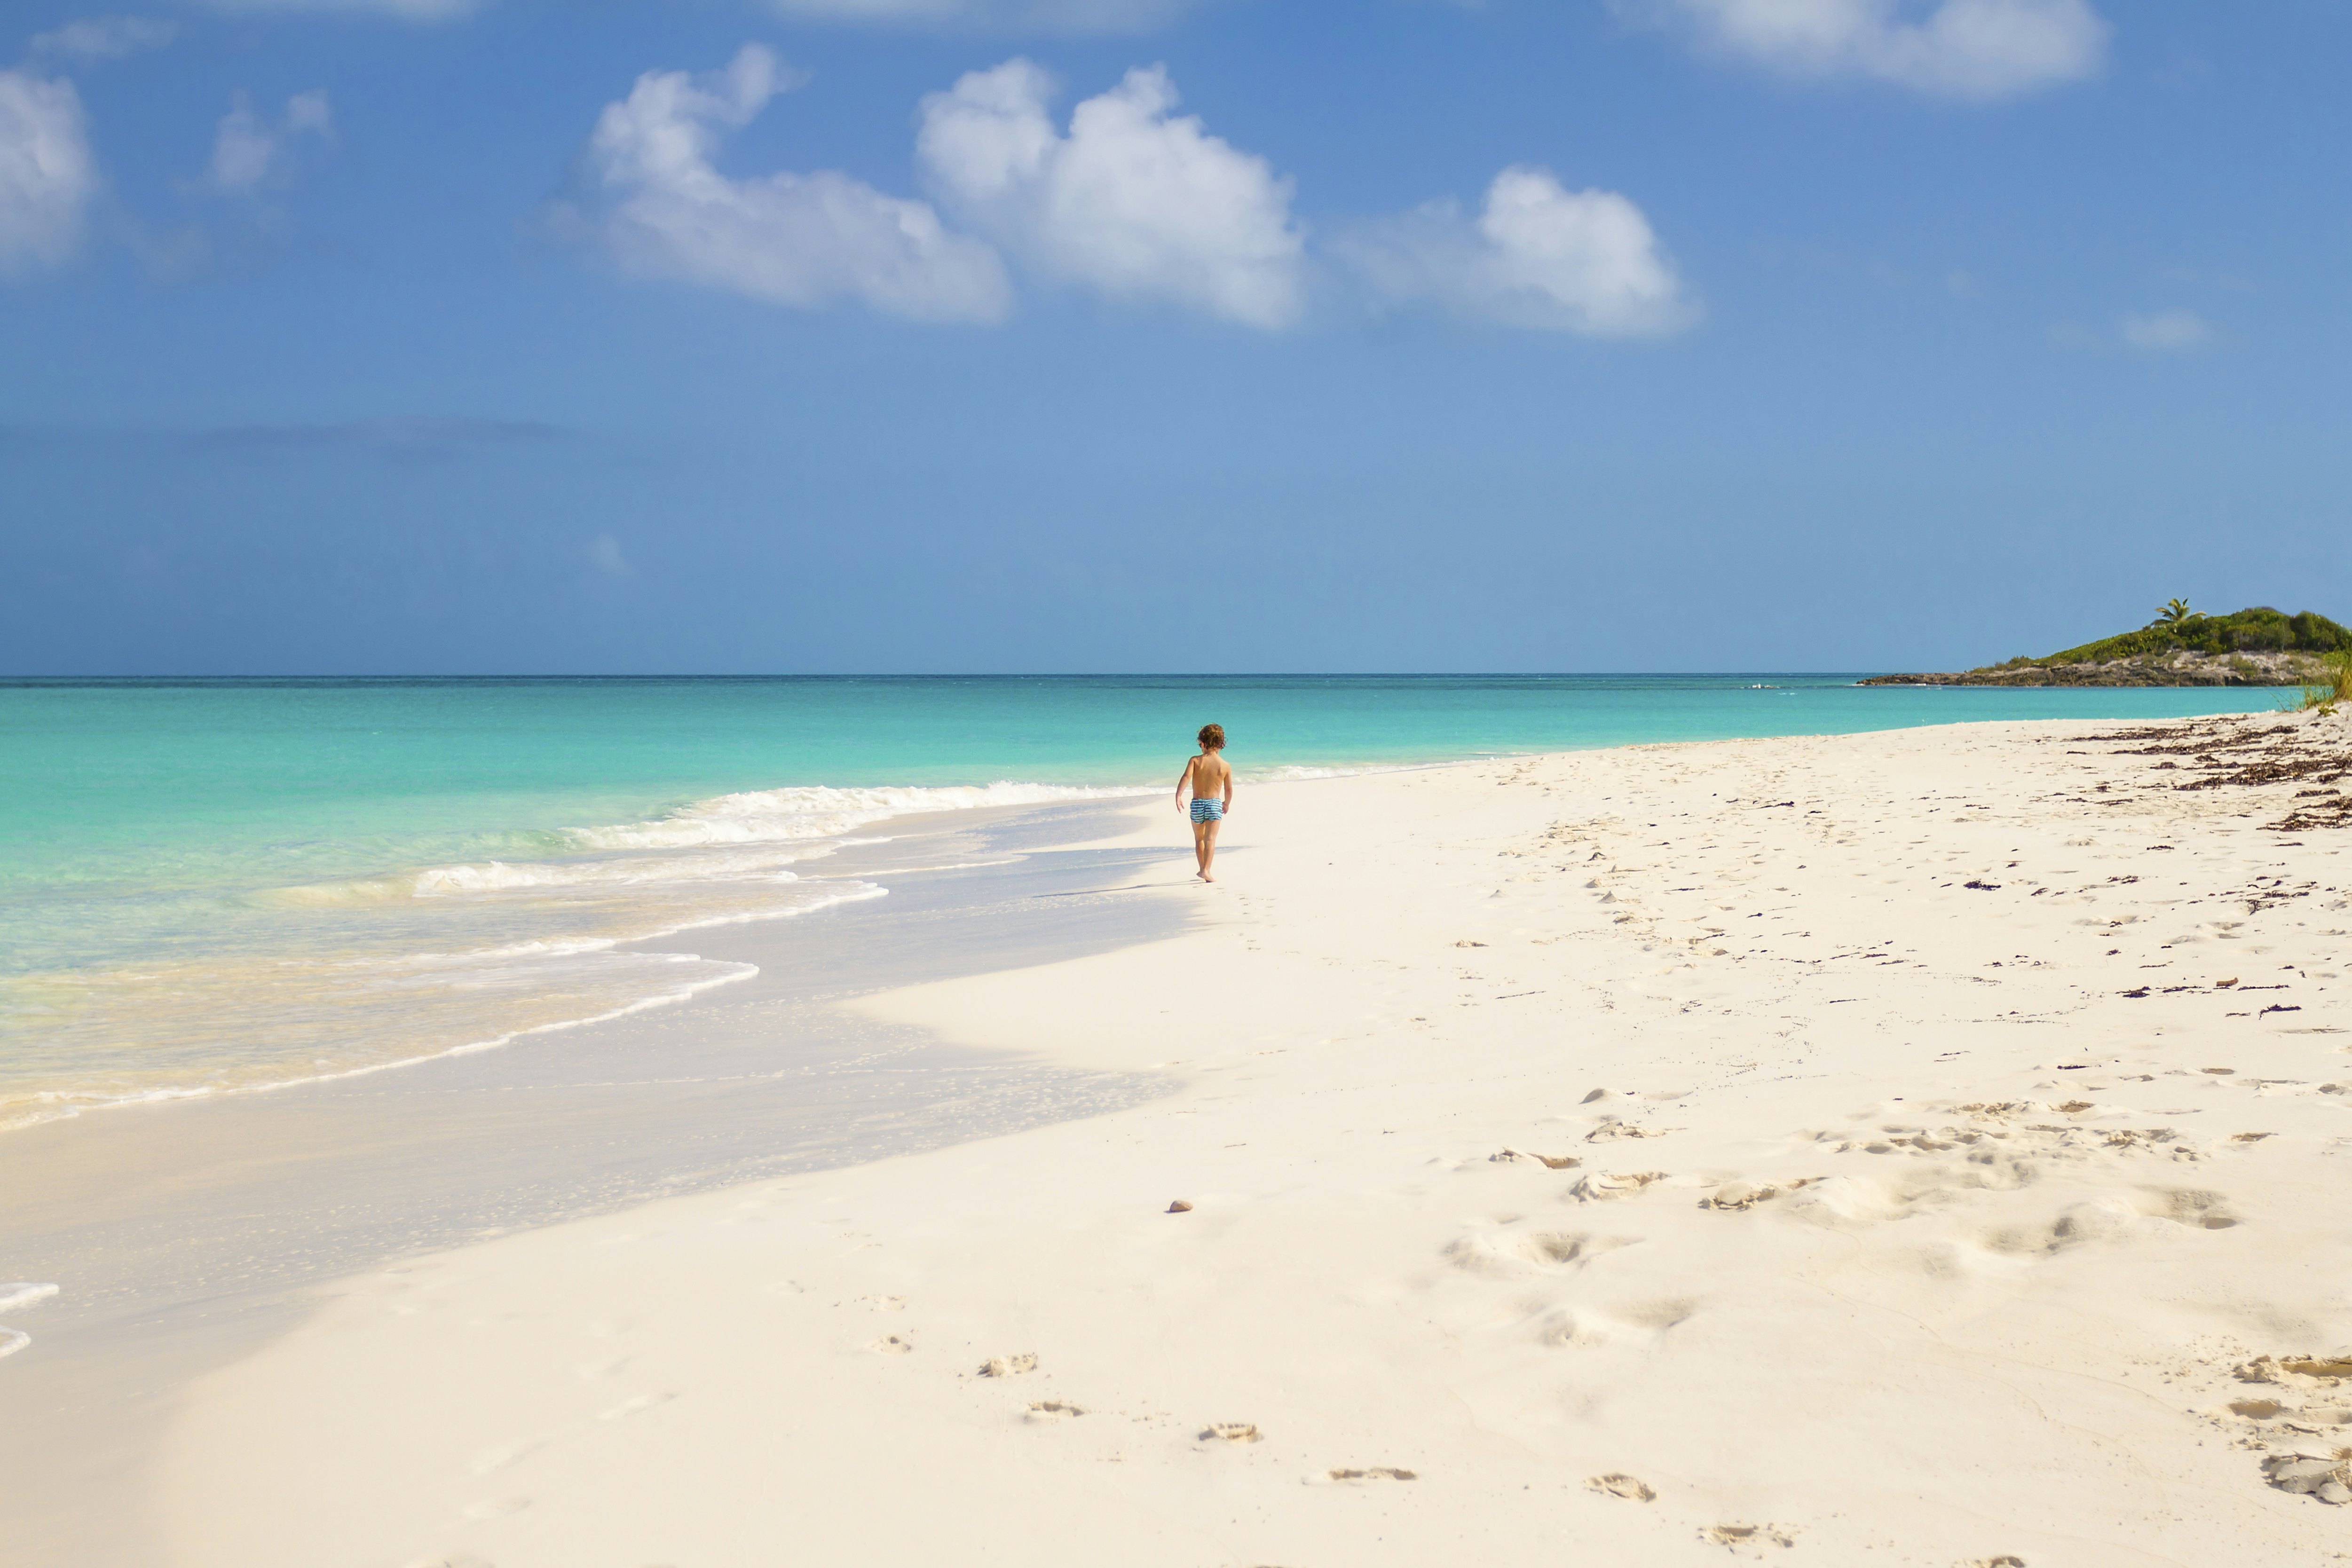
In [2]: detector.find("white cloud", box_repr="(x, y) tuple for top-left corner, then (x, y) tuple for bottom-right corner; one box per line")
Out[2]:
(1617, 0), (2109, 99)
(195, 0), (476, 18)
(29, 16), (178, 63)
(570, 45), (1010, 323)
(2120, 309), (2213, 353)
(916, 59), (1304, 328)
(194, 0), (1191, 24)
(204, 89), (335, 195)
(2048, 310), (2220, 354)
(0, 71), (98, 276)
(761, 0), (1190, 29)
(568, 48), (1689, 342)
(1338, 166), (1695, 337)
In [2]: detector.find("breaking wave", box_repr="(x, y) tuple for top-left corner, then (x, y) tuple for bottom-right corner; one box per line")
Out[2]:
(564, 780), (1157, 851)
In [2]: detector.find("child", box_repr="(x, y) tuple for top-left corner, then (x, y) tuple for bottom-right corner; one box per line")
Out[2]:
(1176, 724), (1234, 882)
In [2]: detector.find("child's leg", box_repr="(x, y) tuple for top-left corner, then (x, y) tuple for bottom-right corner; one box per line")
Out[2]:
(1201, 818), (1221, 879)
(1191, 818), (1209, 875)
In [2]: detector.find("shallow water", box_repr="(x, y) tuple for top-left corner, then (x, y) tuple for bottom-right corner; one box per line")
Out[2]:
(0, 800), (1188, 1566)
(0, 674), (2274, 1122)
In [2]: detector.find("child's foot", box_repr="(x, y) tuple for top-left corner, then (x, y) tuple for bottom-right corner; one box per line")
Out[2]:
(1200, 870), (1215, 882)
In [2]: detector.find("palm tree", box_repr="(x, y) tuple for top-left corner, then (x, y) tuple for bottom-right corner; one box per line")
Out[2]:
(2155, 598), (2198, 628)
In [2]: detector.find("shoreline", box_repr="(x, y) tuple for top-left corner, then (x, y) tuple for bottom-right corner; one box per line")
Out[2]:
(119, 712), (2352, 1565)
(0, 797), (1199, 1566)
(3, 678), (2285, 1133)
(0, 881), (887, 1136)
(0, 783), (1161, 1136)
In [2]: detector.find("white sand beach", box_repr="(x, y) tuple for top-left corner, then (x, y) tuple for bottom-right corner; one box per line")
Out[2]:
(146, 716), (2352, 1566)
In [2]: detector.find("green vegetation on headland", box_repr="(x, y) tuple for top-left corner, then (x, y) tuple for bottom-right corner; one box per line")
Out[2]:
(1862, 604), (2352, 687)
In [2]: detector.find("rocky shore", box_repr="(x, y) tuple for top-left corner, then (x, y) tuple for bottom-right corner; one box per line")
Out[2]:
(1863, 649), (2323, 688)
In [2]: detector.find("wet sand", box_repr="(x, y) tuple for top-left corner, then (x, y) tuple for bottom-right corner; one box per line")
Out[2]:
(0, 799), (1191, 1565)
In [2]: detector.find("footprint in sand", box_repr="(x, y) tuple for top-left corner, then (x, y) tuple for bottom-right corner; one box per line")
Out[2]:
(1445, 1229), (1638, 1277)
(1970, 1187), (2239, 1254)
(458, 1497), (532, 1521)
(1491, 1149), (1581, 1169)
(2236, 1353), (2352, 1387)
(2143, 1188), (2239, 1229)
(1567, 1171), (1667, 1202)
(1325, 1466), (1416, 1482)
(1963, 1558), (2027, 1568)
(2261, 1450), (2352, 1505)
(1026, 1400), (1084, 1421)
(468, 1442), (543, 1476)
(1703, 1522), (1795, 1549)
(2223, 1395), (2352, 1439)
(1618, 1297), (1701, 1330)
(867, 1334), (915, 1355)
(1586, 1473), (1654, 1501)
(1536, 1310), (1611, 1348)
(1585, 1120), (1669, 1143)
(1538, 1297), (1696, 1348)
(1701, 1179), (1817, 1212)
(1200, 1423), (1262, 1442)
(977, 1354), (1038, 1377)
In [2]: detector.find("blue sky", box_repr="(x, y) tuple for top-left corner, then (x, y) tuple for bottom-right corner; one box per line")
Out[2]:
(2, 0), (2345, 674)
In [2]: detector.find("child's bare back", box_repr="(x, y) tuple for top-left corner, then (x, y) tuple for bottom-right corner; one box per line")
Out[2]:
(1185, 751), (1231, 796)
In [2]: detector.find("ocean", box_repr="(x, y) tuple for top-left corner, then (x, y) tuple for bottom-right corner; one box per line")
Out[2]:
(0, 674), (2275, 1130)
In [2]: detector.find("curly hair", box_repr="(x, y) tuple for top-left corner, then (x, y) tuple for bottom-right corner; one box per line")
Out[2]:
(1198, 723), (1226, 750)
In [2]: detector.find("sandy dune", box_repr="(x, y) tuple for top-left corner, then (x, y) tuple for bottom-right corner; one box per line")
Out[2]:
(152, 717), (2352, 1566)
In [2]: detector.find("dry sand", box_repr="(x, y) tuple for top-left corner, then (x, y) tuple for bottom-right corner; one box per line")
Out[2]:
(144, 716), (2352, 1566)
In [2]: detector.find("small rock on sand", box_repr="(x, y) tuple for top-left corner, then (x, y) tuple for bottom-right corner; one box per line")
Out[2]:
(1166, 1200), (1193, 1213)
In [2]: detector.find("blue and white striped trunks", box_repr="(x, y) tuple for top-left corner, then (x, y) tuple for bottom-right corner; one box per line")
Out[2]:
(1190, 797), (1224, 823)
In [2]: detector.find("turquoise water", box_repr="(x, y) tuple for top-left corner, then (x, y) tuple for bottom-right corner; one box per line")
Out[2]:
(0, 674), (2277, 1126)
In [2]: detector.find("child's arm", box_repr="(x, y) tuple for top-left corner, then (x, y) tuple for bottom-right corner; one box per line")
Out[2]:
(1174, 758), (1193, 812)
(1222, 758), (1235, 811)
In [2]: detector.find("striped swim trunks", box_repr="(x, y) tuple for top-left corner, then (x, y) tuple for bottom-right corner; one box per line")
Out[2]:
(1190, 796), (1224, 823)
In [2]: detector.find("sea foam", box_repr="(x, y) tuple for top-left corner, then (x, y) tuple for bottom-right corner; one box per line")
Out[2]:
(6, 775), (1142, 1137)
(0, 1283), (58, 1316)
(566, 780), (1155, 852)
(0, 1282), (57, 1361)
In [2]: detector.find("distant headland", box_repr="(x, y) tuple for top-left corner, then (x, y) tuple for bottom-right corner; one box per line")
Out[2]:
(1863, 602), (2352, 687)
